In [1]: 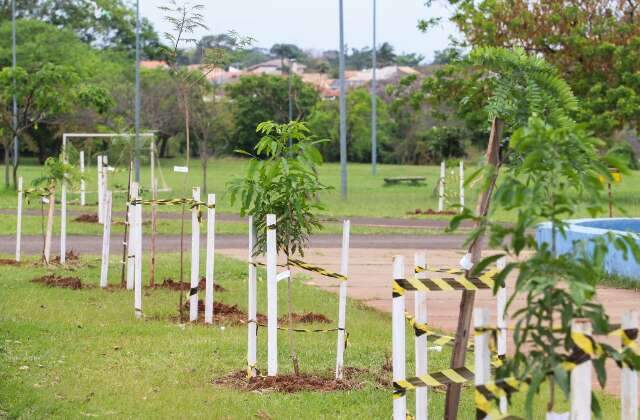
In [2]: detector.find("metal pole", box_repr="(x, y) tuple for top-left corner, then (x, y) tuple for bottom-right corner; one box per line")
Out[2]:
(134, 0), (141, 182)
(288, 58), (294, 149)
(12, 0), (18, 181)
(371, 0), (377, 176)
(338, 0), (348, 199)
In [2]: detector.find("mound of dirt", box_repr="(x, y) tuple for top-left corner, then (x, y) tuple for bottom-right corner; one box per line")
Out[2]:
(74, 214), (99, 223)
(51, 250), (80, 264)
(31, 274), (85, 290)
(182, 300), (266, 325)
(213, 370), (360, 393)
(278, 312), (332, 324)
(156, 277), (226, 292)
(0, 259), (21, 266)
(407, 208), (457, 216)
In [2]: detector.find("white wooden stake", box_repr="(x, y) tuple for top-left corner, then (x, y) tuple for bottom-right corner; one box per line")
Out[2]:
(496, 256), (508, 413)
(15, 176), (23, 262)
(392, 255), (406, 420)
(475, 308), (491, 419)
(247, 216), (258, 377)
(101, 156), (108, 225)
(100, 191), (112, 288)
(266, 214), (278, 376)
(459, 160), (464, 212)
(80, 150), (85, 206)
(126, 183), (138, 290)
(415, 253), (428, 420)
(133, 183), (143, 319)
(621, 311), (638, 420)
(189, 187), (201, 322)
(335, 220), (351, 379)
(570, 319), (592, 420)
(97, 155), (103, 223)
(204, 193), (216, 324)
(60, 169), (67, 264)
(438, 161), (445, 212)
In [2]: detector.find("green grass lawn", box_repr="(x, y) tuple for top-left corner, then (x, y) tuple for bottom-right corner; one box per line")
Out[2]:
(0, 253), (620, 418)
(2, 158), (638, 223)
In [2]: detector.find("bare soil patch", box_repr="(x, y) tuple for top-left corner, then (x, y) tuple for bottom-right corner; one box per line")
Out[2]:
(31, 274), (87, 290)
(0, 258), (22, 266)
(213, 370), (361, 393)
(155, 277), (226, 292)
(407, 208), (457, 216)
(74, 214), (99, 223)
(181, 299), (266, 325)
(278, 312), (332, 324)
(51, 250), (80, 264)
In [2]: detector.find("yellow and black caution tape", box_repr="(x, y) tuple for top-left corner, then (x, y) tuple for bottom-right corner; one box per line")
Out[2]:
(415, 265), (493, 276)
(129, 198), (215, 209)
(393, 366), (474, 397)
(287, 258), (347, 281)
(245, 319), (349, 347)
(405, 312), (474, 350)
(393, 269), (497, 293)
(475, 377), (528, 420)
(560, 331), (603, 371)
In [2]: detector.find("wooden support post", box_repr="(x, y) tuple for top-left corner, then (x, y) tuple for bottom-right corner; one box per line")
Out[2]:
(97, 155), (103, 223)
(621, 311), (638, 420)
(459, 160), (464, 212)
(496, 256), (508, 413)
(570, 319), (592, 420)
(80, 151), (85, 206)
(266, 214), (278, 376)
(150, 177), (157, 287)
(392, 255), (406, 420)
(133, 183), (143, 319)
(445, 118), (503, 419)
(100, 191), (113, 288)
(415, 252), (428, 420)
(189, 187), (201, 322)
(204, 193), (216, 324)
(247, 216), (258, 377)
(60, 168), (67, 264)
(15, 176), (23, 262)
(335, 220), (351, 379)
(474, 308), (491, 420)
(438, 161), (445, 212)
(126, 183), (138, 290)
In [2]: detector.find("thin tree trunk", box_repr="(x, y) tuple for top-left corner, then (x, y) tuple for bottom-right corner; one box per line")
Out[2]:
(43, 184), (56, 265)
(150, 178), (157, 288)
(184, 92), (191, 168)
(179, 202), (186, 323)
(285, 253), (300, 376)
(12, 158), (18, 190)
(444, 118), (503, 419)
(4, 144), (10, 188)
(201, 139), (208, 195)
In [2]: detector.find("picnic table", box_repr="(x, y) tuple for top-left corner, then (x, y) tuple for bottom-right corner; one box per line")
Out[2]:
(383, 176), (427, 186)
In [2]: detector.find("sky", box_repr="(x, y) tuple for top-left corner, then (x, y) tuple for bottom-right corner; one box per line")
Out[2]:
(140, 0), (458, 63)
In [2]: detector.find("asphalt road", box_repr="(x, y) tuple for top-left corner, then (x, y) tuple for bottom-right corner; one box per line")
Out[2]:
(2, 233), (466, 255)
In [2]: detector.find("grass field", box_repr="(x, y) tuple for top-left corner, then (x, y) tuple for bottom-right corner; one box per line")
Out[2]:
(0, 253), (620, 418)
(1, 158), (638, 223)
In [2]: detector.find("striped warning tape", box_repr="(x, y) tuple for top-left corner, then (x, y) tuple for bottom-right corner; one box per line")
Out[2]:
(130, 198), (215, 209)
(393, 366), (474, 397)
(393, 269), (497, 293)
(475, 376), (529, 419)
(415, 265), (492, 276)
(405, 312), (473, 350)
(287, 258), (347, 281)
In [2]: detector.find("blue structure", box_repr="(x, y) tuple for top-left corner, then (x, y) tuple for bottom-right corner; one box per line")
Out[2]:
(536, 218), (640, 280)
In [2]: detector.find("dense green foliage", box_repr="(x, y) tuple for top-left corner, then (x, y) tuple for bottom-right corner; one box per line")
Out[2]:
(225, 75), (319, 153)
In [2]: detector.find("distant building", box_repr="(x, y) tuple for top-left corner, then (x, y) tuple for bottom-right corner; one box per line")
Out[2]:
(247, 59), (306, 76)
(140, 60), (169, 70)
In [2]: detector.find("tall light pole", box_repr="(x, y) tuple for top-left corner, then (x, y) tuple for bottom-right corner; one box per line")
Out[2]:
(12, 0), (18, 186)
(134, 0), (141, 182)
(288, 58), (295, 149)
(338, 0), (348, 200)
(371, 0), (377, 176)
